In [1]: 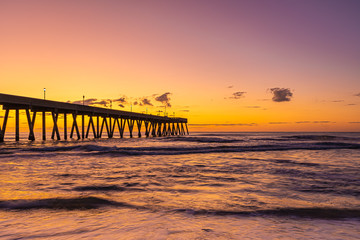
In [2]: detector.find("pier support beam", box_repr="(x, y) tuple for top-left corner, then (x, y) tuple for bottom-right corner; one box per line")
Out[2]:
(119, 118), (125, 138)
(136, 120), (142, 138)
(51, 112), (61, 140)
(100, 116), (111, 138)
(26, 109), (36, 141)
(109, 117), (112, 138)
(0, 109), (9, 142)
(70, 113), (80, 139)
(96, 116), (100, 138)
(144, 121), (150, 137)
(180, 123), (185, 135)
(151, 122), (156, 137)
(64, 113), (67, 140)
(127, 119), (134, 138)
(42, 111), (46, 140)
(157, 122), (162, 136)
(82, 114), (85, 139)
(15, 109), (19, 141)
(86, 116), (97, 138)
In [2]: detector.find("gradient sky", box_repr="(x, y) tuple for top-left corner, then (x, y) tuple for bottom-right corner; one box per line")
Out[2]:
(1, 0), (359, 131)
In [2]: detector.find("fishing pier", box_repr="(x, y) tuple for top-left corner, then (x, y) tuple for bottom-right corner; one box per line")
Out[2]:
(0, 93), (188, 142)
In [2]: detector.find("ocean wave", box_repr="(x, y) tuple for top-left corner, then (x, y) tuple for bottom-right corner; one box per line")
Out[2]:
(173, 207), (360, 219)
(73, 184), (146, 192)
(282, 135), (359, 141)
(17, 142), (360, 156)
(0, 196), (137, 210)
(159, 136), (244, 143)
(2, 197), (359, 219)
(256, 134), (360, 142)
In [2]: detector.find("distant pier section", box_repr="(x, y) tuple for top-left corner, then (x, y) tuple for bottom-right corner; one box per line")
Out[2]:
(0, 93), (188, 142)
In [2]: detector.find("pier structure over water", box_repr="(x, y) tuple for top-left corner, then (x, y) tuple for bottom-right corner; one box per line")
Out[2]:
(0, 93), (188, 142)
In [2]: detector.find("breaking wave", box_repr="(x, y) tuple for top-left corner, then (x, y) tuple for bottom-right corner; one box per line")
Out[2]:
(159, 136), (244, 143)
(0, 197), (137, 210)
(173, 207), (360, 219)
(11, 142), (360, 156)
(1, 197), (359, 219)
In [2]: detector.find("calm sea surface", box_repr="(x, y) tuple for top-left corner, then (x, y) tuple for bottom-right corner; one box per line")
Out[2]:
(0, 132), (359, 239)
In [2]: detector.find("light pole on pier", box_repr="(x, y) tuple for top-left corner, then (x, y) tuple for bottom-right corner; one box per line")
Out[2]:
(43, 88), (46, 100)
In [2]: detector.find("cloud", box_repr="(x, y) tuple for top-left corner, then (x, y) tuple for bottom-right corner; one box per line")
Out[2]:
(349, 122), (360, 124)
(155, 92), (172, 107)
(188, 123), (257, 126)
(179, 109), (190, 112)
(332, 100), (344, 102)
(229, 91), (246, 99)
(347, 103), (357, 106)
(268, 122), (289, 124)
(133, 101), (138, 105)
(141, 98), (153, 106)
(245, 106), (261, 108)
(68, 98), (98, 105)
(312, 121), (333, 124)
(118, 104), (125, 108)
(94, 100), (109, 107)
(114, 97), (127, 103)
(354, 93), (360, 97)
(269, 88), (293, 102)
(227, 85), (234, 88)
(296, 121), (333, 124)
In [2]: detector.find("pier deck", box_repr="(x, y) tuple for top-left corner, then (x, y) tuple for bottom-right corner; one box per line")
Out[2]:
(0, 93), (188, 141)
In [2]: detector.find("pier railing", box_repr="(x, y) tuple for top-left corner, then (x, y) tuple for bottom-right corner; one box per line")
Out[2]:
(0, 93), (188, 141)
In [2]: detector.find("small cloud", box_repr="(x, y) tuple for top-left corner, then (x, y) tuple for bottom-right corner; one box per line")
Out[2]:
(155, 92), (172, 107)
(332, 100), (344, 102)
(179, 109), (190, 112)
(268, 122), (289, 124)
(69, 98), (98, 106)
(354, 93), (360, 97)
(133, 101), (138, 105)
(114, 97), (127, 103)
(118, 104), (125, 108)
(94, 100), (109, 107)
(269, 88), (293, 102)
(296, 121), (311, 124)
(245, 106), (261, 108)
(312, 121), (332, 124)
(348, 122), (360, 124)
(228, 85), (234, 88)
(347, 103), (357, 106)
(229, 91), (246, 99)
(189, 123), (257, 127)
(142, 98), (153, 106)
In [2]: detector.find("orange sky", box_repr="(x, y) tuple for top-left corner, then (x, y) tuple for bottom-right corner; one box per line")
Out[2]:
(1, 1), (359, 132)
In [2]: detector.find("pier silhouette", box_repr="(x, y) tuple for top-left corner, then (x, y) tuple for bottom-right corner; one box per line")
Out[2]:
(0, 93), (188, 142)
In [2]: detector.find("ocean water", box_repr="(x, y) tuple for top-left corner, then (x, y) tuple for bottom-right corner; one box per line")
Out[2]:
(0, 132), (359, 239)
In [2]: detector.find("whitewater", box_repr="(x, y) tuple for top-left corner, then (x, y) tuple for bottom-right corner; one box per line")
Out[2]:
(0, 132), (359, 239)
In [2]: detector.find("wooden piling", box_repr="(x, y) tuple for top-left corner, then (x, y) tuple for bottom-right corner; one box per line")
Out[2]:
(42, 111), (46, 140)
(82, 114), (85, 139)
(64, 113), (67, 140)
(51, 112), (61, 140)
(15, 109), (19, 141)
(25, 109), (35, 141)
(0, 109), (9, 142)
